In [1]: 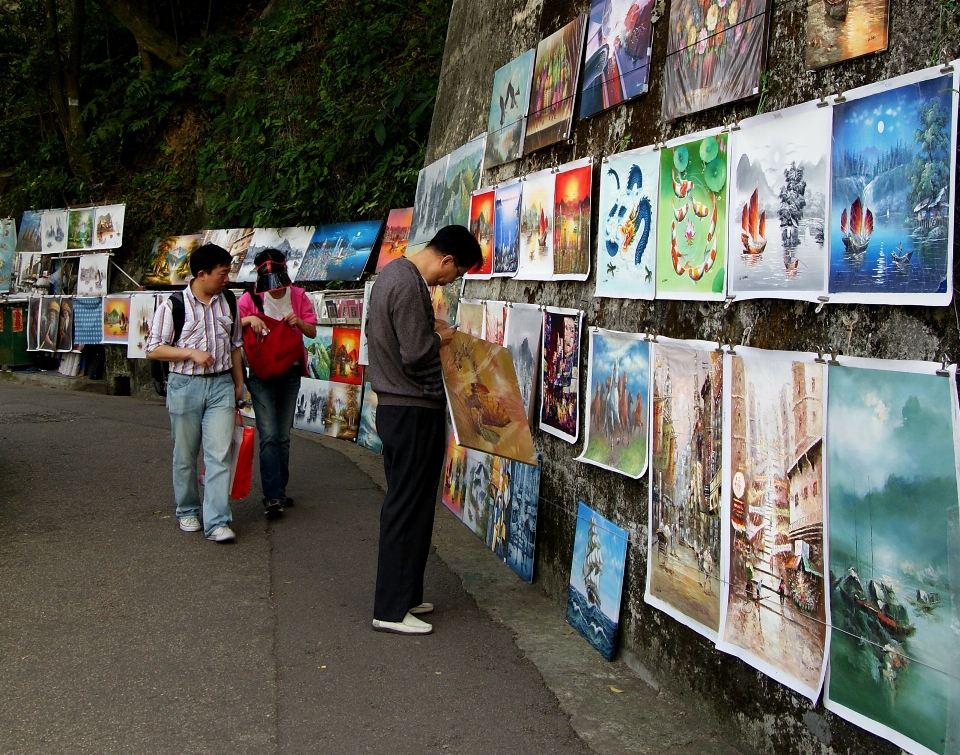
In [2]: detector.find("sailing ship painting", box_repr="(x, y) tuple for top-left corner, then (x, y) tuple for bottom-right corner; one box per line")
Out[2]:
(566, 502), (628, 660)
(740, 189), (767, 255)
(825, 363), (958, 755)
(517, 169), (555, 280)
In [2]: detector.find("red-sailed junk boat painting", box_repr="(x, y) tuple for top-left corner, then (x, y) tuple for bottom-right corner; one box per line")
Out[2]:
(840, 197), (874, 256)
(740, 188), (767, 255)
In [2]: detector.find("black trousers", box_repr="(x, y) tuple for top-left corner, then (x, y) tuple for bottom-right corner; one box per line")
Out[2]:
(373, 404), (446, 622)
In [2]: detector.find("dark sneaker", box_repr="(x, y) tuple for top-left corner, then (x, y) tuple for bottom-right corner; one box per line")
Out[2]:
(283, 497), (295, 508)
(264, 499), (284, 518)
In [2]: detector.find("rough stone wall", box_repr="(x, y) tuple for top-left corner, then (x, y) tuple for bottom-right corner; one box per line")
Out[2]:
(426, 1), (960, 753)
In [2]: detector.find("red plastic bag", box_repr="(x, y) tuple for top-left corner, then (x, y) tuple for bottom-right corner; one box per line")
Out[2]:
(243, 313), (303, 380)
(229, 411), (255, 500)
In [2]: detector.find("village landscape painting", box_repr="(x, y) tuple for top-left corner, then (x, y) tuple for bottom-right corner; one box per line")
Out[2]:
(294, 377), (362, 442)
(200, 228), (254, 281)
(143, 234), (201, 285)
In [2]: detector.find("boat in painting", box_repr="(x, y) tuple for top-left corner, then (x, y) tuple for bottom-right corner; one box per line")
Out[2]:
(583, 517), (604, 606)
(839, 197), (874, 257)
(740, 188), (767, 256)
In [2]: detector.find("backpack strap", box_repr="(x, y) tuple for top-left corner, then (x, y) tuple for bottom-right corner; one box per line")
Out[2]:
(169, 292), (185, 345)
(223, 287), (239, 324)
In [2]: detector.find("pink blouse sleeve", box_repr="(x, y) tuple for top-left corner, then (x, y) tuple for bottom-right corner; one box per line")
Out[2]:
(292, 287), (318, 324)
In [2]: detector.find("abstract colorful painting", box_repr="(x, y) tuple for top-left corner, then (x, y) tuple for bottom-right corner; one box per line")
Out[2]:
(646, 338), (723, 640)
(127, 294), (157, 359)
(656, 130), (728, 300)
(0, 217), (16, 293)
(441, 134), (486, 229)
(661, 0), (772, 121)
(483, 300), (506, 345)
(410, 154), (450, 247)
(580, 0), (654, 119)
(554, 158), (593, 279)
(493, 181), (522, 276)
(567, 502), (628, 660)
(200, 228), (254, 282)
(41, 210), (67, 253)
(16, 210), (41, 253)
(377, 208), (413, 272)
(237, 226), (316, 283)
(516, 168), (555, 280)
(825, 358), (959, 755)
(806, 0), (889, 70)
(67, 208), (94, 250)
(524, 15), (588, 154)
(356, 382), (382, 454)
(143, 235), (202, 285)
(485, 49), (536, 168)
(828, 67), (958, 305)
(102, 295), (130, 344)
(595, 148), (659, 298)
(293, 377), (363, 442)
(728, 103), (830, 301)
(297, 221), (382, 282)
(303, 326), (333, 380)
(503, 302), (542, 421)
(577, 329), (650, 478)
(456, 300), (485, 339)
(540, 307), (582, 443)
(329, 327), (362, 385)
(466, 189), (495, 279)
(77, 253), (109, 296)
(441, 331), (537, 465)
(716, 348), (828, 702)
(55, 297), (74, 352)
(92, 204), (125, 249)
(38, 297), (60, 352)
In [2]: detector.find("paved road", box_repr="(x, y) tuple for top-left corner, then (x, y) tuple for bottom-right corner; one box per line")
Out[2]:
(0, 383), (590, 755)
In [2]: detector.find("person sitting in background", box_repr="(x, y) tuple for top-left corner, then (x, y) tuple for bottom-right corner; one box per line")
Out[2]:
(238, 248), (317, 518)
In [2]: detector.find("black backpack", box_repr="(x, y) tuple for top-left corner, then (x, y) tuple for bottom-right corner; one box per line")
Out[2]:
(150, 288), (238, 396)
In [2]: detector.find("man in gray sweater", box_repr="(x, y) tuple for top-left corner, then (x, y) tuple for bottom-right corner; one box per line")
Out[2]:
(367, 225), (483, 635)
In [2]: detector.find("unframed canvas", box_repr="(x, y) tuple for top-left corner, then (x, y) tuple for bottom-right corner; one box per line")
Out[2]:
(516, 168), (555, 280)
(553, 158), (593, 280)
(540, 307), (582, 443)
(485, 49), (536, 168)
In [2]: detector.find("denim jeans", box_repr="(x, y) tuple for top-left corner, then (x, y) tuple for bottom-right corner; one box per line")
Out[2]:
(247, 366), (302, 504)
(166, 372), (235, 535)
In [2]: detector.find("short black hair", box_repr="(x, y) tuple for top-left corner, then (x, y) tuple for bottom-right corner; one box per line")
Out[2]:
(428, 225), (483, 271)
(253, 247), (286, 267)
(190, 243), (232, 277)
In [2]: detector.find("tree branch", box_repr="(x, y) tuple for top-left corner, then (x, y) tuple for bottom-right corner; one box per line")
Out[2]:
(99, 0), (187, 69)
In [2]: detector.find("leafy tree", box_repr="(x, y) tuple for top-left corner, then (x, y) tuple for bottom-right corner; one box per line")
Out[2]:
(908, 98), (950, 209)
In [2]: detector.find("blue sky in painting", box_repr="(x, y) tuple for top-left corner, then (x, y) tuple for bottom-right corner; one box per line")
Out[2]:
(569, 502), (628, 622)
(590, 330), (649, 401)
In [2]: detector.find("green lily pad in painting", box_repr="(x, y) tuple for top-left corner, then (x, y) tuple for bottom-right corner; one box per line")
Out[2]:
(699, 137), (719, 164)
(712, 267), (725, 293)
(673, 145), (689, 173)
(704, 157), (727, 193)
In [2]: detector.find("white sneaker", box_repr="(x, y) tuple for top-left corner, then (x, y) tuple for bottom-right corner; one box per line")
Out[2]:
(409, 602), (434, 615)
(179, 516), (202, 532)
(206, 525), (236, 542)
(372, 612), (433, 635)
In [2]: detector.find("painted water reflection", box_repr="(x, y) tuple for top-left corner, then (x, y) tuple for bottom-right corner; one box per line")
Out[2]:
(806, 0), (889, 70)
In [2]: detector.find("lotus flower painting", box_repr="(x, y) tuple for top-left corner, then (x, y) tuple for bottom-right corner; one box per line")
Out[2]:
(829, 67), (957, 304)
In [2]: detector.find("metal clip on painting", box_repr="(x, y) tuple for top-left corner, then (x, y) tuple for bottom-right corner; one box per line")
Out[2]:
(816, 91), (830, 109)
(815, 295), (829, 314)
(647, 332), (658, 343)
(724, 295), (736, 310)
(814, 349), (828, 365)
(834, 91), (847, 104)
(936, 355), (951, 377)
(730, 117), (741, 132)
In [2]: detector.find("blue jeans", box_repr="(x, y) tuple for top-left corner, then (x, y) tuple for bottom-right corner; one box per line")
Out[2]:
(166, 372), (235, 535)
(247, 367), (302, 504)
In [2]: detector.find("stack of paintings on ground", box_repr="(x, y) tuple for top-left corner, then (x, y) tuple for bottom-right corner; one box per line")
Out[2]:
(294, 325), (364, 442)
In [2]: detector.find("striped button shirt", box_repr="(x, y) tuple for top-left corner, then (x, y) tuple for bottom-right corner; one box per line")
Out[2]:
(145, 285), (243, 375)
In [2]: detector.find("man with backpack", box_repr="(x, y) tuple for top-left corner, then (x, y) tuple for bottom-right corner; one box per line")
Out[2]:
(146, 244), (244, 543)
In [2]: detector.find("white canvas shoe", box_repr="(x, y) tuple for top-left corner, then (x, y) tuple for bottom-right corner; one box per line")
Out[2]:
(409, 602), (434, 615)
(206, 525), (236, 542)
(372, 612), (433, 635)
(178, 516), (202, 532)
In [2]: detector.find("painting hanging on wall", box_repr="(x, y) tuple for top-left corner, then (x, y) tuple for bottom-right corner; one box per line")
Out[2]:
(200, 228), (254, 282)
(516, 168), (555, 280)
(482, 300), (506, 345)
(656, 129), (728, 300)
(293, 377), (363, 442)
(554, 158), (593, 280)
(646, 337), (724, 640)
(485, 49), (536, 169)
(467, 189), (495, 279)
(92, 204), (125, 249)
(716, 347), (829, 702)
(661, 0), (772, 121)
(430, 280), (462, 325)
(441, 134), (486, 229)
(456, 300), (485, 339)
(409, 154), (450, 248)
(540, 307), (583, 443)
(26, 296), (41, 350)
(41, 210), (67, 253)
(236, 226), (316, 283)
(16, 210), (41, 253)
(503, 302), (542, 421)
(728, 102), (830, 301)
(566, 501), (629, 660)
(524, 15), (588, 154)
(127, 294), (157, 359)
(576, 329), (650, 478)
(828, 65), (958, 305)
(493, 180), (522, 277)
(67, 208), (94, 250)
(356, 383), (382, 454)
(102, 295), (130, 344)
(440, 330), (537, 465)
(142, 235), (202, 285)
(825, 357), (959, 755)
(298, 221), (382, 282)
(805, 0), (889, 70)
(72, 297), (102, 345)
(595, 147), (659, 298)
(303, 326), (333, 380)
(38, 297), (60, 352)
(77, 253), (109, 296)
(0, 217), (16, 293)
(51, 257), (78, 295)
(55, 297), (74, 352)
(329, 327), (363, 384)
(377, 208), (413, 271)
(580, 0), (655, 119)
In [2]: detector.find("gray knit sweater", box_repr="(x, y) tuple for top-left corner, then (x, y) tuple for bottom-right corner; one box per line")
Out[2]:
(366, 258), (445, 409)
